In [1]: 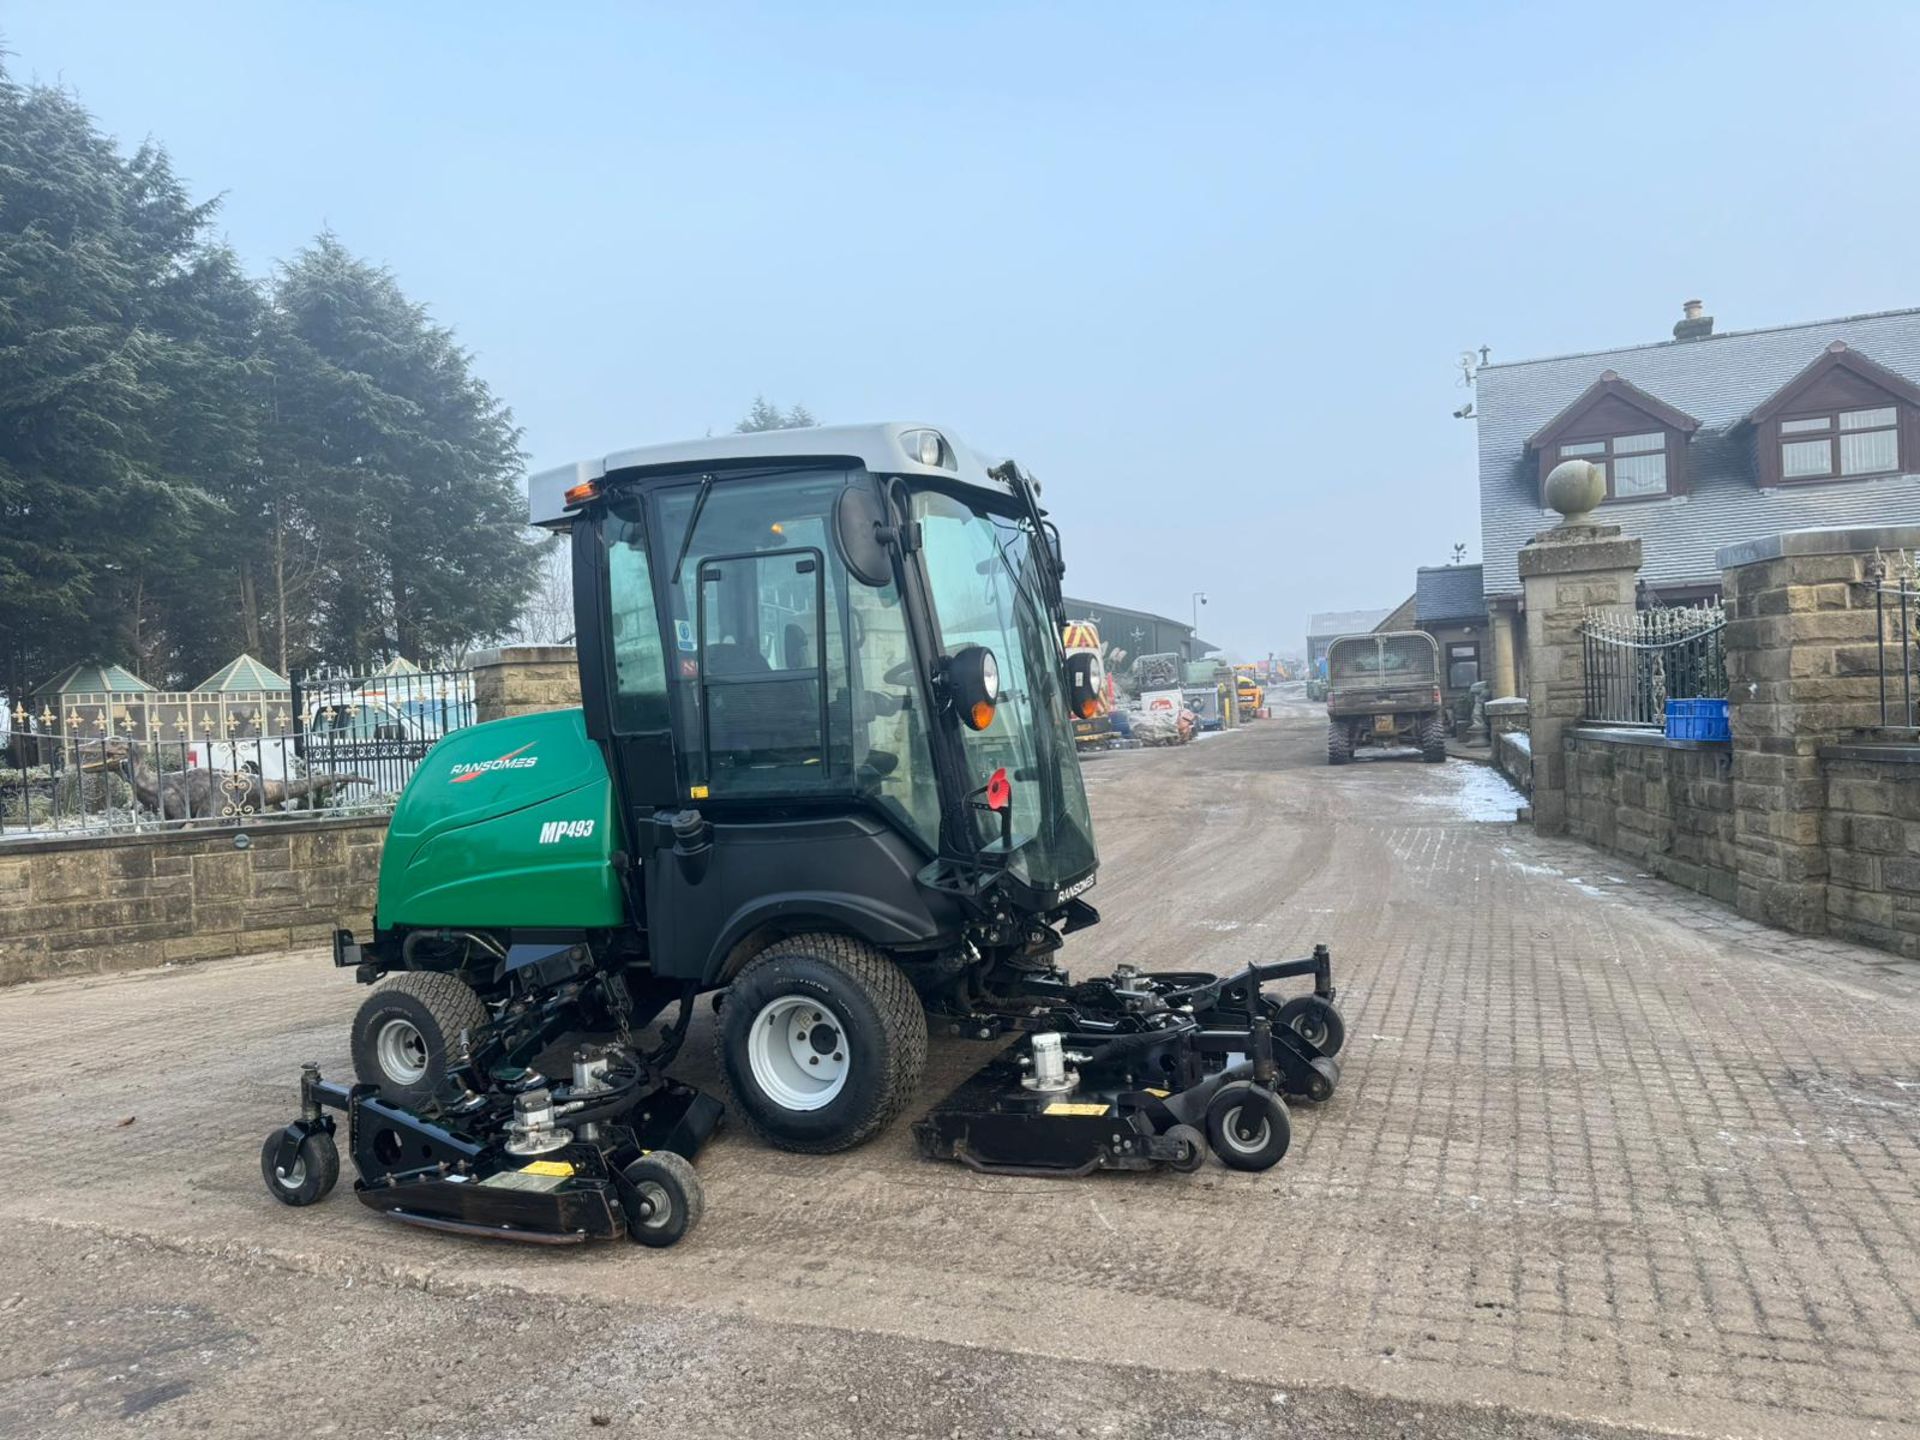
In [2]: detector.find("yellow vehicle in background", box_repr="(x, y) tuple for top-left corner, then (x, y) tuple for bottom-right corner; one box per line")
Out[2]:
(1234, 666), (1264, 719)
(1063, 621), (1114, 749)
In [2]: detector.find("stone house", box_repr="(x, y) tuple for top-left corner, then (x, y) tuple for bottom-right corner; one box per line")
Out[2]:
(1475, 301), (1920, 696)
(1414, 563), (1488, 707)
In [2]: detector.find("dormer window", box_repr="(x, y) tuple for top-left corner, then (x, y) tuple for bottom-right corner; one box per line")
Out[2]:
(1745, 342), (1920, 487)
(1526, 370), (1700, 505)
(1557, 431), (1670, 498)
(1776, 407), (1899, 480)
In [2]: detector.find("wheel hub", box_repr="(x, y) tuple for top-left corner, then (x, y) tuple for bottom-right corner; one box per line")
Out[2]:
(634, 1181), (671, 1229)
(375, 1018), (429, 1085)
(747, 996), (851, 1111)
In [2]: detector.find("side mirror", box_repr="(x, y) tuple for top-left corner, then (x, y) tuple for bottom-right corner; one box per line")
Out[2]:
(1043, 521), (1064, 578)
(1065, 651), (1103, 720)
(834, 483), (893, 587)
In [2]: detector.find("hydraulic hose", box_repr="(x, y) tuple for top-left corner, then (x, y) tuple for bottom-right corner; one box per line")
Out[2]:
(1079, 1019), (1195, 1072)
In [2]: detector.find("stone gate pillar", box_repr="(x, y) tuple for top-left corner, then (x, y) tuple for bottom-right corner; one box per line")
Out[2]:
(1518, 511), (1643, 834)
(1716, 526), (1920, 933)
(470, 645), (581, 725)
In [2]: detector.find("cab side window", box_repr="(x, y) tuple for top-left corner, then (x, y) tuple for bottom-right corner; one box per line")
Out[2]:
(606, 518), (669, 732)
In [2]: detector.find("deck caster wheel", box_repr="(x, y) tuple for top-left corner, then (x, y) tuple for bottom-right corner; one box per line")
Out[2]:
(1277, 994), (1345, 1057)
(1205, 1083), (1291, 1172)
(1298, 1065), (1336, 1104)
(259, 1129), (339, 1207)
(1164, 1123), (1207, 1173)
(623, 1152), (704, 1248)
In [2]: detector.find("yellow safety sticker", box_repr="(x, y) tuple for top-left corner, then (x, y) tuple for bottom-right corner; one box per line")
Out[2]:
(519, 1160), (575, 1177)
(1044, 1102), (1111, 1116)
(690, 785), (710, 799)
(1143, 1087), (1170, 1098)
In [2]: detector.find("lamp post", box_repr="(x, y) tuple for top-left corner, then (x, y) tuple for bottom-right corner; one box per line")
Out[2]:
(1191, 591), (1207, 635)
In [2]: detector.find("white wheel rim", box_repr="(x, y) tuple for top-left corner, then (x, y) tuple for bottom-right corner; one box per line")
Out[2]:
(746, 995), (850, 1112)
(1221, 1105), (1270, 1155)
(1291, 1012), (1328, 1048)
(376, 1017), (429, 1085)
(275, 1155), (308, 1189)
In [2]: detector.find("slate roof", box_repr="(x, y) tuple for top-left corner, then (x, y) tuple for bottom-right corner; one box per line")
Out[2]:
(194, 653), (290, 693)
(1307, 607), (1394, 640)
(1416, 565), (1486, 625)
(1476, 308), (1920, 597)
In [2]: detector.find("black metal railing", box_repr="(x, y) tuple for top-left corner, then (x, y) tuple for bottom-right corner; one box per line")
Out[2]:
(1581, 603), (1727, 726)
(291, 664), (476, 798)
(1, 663), (474, 839)
(1869, 564), (1920, 730)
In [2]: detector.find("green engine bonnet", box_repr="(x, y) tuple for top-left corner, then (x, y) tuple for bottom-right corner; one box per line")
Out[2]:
(376, 707), (624, 932)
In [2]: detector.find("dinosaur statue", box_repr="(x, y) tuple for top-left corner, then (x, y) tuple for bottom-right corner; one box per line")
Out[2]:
(80, 739), (376, 821)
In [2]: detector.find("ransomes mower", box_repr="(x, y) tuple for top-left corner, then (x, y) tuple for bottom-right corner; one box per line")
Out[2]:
(261, 423), (1344, 1241)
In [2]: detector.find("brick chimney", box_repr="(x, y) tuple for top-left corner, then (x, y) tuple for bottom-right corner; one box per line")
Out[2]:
(1672, 298), (1714, 341)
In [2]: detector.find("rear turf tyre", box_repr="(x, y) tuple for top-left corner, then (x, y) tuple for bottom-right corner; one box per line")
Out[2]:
(350, 972), (486, 1108)
(716, 933), (927, 1154)
(1327, 721), (1353, 766)
(623, 1152), (703, 1248)
(1277, 994), (1346, 1057)
(1205, 1083), (1292, 1172)
(259, 1129), (339, 1207)
(1419, 711), (1447, 763)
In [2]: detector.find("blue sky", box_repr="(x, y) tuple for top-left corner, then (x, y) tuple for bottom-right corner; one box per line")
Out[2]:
(8, 3), (1917, 656)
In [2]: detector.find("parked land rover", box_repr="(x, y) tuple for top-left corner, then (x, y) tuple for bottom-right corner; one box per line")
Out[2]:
(1324, 630), (1446, 765)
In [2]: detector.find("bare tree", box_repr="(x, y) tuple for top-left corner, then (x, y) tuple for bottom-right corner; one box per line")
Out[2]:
(515, 538), (575, 644)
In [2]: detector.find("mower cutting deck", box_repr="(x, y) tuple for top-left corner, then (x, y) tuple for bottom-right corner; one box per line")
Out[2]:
(261, 962), (721, 1247)
(914, 949), (1344, 1176)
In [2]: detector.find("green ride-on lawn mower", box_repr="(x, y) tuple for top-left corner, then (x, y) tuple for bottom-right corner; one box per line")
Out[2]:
(260, 423), (1345, 1245)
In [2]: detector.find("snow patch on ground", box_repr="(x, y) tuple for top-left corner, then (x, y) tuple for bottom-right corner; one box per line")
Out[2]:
(1497, 846), (1561, 878)
(1420, 763), (1527, 822)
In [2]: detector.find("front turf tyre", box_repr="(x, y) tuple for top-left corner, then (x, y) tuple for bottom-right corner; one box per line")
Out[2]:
(1205, 1083), (1292, 1172)
(350, 972), (486, 1108)
(1419, 711), (1448, 763)
(1277, 994), (1346, 1057)
(623, 1152), (704, 1248)
(1327, 721), (1353, 766)
(716, 933), (927, 1154)
(259, 1129), (339, 1207)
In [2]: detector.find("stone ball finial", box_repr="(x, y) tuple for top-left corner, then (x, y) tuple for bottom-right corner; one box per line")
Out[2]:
(1544, 459), (1606, 525)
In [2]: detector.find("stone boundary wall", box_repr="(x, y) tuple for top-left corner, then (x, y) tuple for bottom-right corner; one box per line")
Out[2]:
(1487, 698), (1531, 796)
(1525, 524), (1920, 962)
(0, 816), (386, 987)
(1565, 730), (1736, 905)
(1822, 747), (1920, 958)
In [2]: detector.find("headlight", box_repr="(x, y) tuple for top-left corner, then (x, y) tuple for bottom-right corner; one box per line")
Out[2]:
(900, 428), (954, 470)
(946, 645), (999, 730)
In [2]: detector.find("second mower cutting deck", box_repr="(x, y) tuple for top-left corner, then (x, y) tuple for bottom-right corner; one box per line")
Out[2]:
(915, 951), (1343, 1176)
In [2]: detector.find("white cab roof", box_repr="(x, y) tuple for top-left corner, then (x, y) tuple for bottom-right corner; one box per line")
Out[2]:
(527, 421), (1008, 526)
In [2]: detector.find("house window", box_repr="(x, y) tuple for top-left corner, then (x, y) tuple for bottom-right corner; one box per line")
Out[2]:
(1446, 642), (1480, 691)
(1776, 406), (1901, 481)
(1558, 431), (1669, 499)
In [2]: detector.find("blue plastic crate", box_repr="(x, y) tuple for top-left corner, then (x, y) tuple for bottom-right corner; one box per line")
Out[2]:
(1664, 697), (1729, 742)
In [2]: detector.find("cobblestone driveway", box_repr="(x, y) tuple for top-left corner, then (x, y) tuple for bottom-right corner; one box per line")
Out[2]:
(1, 712), (1916, 1438)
